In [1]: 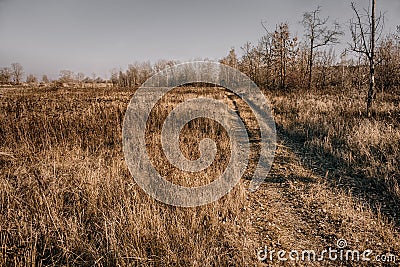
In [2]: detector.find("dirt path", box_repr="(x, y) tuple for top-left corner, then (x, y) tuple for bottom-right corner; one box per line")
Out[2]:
(245, 132), (400, 266)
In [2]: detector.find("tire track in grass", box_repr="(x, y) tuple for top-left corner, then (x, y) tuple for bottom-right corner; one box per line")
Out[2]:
(245, 133), (400, 266)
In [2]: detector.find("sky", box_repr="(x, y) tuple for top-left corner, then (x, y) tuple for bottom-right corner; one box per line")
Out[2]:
(1, 0), (400, 80)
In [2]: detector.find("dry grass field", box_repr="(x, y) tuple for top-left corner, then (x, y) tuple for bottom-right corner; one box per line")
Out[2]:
(0, 86), (254, 266)
(0, 85), (399, 266)
(251, 88), (400, 266)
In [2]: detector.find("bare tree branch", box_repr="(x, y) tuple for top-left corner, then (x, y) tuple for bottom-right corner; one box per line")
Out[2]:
(349, 0), (384, 116)
(301, 6), (343, 89)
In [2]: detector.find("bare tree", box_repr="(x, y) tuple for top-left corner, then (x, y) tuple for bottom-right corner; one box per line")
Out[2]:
(126, 64), (139, 87)
(220, 47), (239, 69)
(271, 23), (298, 90)
(59, 70), (74, 84)
(42, 74), (49, 83)
(118, 70), (127, 87)
(240, 42), (257, 81)
(75, 72), (85, 86)
(26, 74), (37, 84)
(260, 21), (299, 90)
(154, 59), (177, 73)
(301, 6), (343, 90)
(257, 32), (274, 88)
(349, 0), (384, 116)
(0, 67), (12, 84)
(138, 61), (153, 85)
(11, 63), (24, 84)
(110, 69), (119, 87)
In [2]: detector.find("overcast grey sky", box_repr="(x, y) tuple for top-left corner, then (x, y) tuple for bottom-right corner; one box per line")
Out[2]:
(1, 0), (399, 79)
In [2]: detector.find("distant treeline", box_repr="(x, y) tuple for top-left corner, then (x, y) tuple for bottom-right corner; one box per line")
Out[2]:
(1, 5), (399, 95)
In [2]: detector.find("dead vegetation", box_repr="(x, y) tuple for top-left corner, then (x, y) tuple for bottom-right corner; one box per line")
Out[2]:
(0, 85), (399, 266)
(0, 86), (254, 266)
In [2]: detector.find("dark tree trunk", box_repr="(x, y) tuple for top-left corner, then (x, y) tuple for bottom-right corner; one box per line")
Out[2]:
(308, 38), (314, 90)
(367, 0), (376, 117)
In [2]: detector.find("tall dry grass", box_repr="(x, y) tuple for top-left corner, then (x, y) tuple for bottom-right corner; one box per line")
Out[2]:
(0, 86), (254, 266)
(269, 87), (400, 220)
(1, 84), (399, 266)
